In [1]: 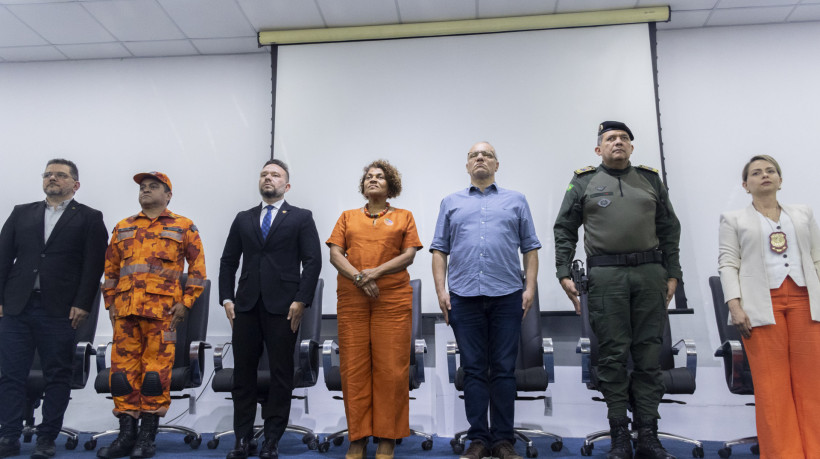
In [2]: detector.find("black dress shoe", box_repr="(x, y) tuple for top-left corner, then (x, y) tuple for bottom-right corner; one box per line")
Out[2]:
(226, 437), (252, 459)
(31, 436), (57, 459)
(259, 439), (278, 459)
(0, 437), (20, 459)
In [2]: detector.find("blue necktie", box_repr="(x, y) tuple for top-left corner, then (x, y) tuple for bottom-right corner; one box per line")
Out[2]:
(261, 205), (273, 239)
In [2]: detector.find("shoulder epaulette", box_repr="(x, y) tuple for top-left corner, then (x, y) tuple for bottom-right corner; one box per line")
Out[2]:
(574, 166), (596, 176)
(637, 165), (659, 174)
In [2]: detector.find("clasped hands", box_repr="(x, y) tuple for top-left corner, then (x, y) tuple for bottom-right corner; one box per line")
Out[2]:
(353, 268), (380, 298)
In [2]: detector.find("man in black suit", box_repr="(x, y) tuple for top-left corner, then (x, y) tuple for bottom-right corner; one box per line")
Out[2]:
(219, 159), (321, 459)
(0, 159), (108, 459)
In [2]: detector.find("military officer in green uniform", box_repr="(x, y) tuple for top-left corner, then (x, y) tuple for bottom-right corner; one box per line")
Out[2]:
(553, 121), (681, 459)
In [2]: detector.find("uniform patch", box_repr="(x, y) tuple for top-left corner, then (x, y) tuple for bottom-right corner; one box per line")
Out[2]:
(567, 184), (575, 191)
(637, 164), (659, 174)
(596, 185), (607, 191)
(190, 224), (199, 232)
(598, 198), (612, 208)
(162, 226), (183, 233)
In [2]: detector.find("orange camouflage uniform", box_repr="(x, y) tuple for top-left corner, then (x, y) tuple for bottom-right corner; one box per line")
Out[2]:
(103, 209), (206, 416)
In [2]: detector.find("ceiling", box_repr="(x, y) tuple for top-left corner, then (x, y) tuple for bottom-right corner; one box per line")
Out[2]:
(0, 0), (818, 63)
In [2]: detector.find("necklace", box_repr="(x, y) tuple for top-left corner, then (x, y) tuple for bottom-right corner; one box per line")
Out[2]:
(754, 202), (787, 254)
(363, 202), (390, 226)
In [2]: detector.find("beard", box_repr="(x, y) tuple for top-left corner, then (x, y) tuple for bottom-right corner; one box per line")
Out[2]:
(260, 187), (283, 200)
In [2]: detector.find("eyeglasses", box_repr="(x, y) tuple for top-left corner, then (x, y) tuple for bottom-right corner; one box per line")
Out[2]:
(42, 172), (73, 180)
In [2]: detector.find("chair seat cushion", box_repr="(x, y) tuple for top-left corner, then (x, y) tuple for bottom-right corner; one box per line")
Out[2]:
(454, 366), (548, 392)
(661, 367), (696, 394)
(324, 366), (342, 391)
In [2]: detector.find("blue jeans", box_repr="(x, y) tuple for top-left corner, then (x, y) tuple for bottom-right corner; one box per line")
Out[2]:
(449, 290), (522, 446)
(0, 293), (76, 440)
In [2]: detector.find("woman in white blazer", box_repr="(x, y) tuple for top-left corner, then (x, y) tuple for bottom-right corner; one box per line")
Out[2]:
(718, 155), (820, 459)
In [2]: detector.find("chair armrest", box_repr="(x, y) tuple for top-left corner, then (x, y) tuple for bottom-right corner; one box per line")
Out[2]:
(71, 341), (95, 389)
(413, 338), (427, 384)
(716, 339), (747, 393)
(96, 342), (112, 372)
(322, 339), (339, 380)
(446, 340), (459, 384)
(576, 337), (591, 383)
(299, 338), (319, 386)
(213, 342), (231, 372)
(673, 338), (697, 379)
(541, 337), (555, 383)
(189, 341), (212, 387)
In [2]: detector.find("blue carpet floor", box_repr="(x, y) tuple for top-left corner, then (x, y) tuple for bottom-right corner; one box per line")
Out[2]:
(16, 432), (759, 458)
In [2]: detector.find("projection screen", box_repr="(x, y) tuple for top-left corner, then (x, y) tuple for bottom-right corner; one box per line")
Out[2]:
(273, 23), (663, 313)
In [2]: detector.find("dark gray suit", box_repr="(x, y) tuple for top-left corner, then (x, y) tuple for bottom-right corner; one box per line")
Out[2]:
(0, 199), (107, 440)
(218, 200), (321, 442)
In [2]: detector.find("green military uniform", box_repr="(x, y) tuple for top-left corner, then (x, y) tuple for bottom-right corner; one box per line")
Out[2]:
(553, 162), (682, 419)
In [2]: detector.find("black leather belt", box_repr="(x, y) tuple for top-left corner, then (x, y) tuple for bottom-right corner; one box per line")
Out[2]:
(587, 249), (663, 268)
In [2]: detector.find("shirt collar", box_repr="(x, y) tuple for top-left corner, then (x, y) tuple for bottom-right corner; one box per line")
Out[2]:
(44, 198), (72, 211)
(261, 200), (283, 211)
(468, 182), (499, 194)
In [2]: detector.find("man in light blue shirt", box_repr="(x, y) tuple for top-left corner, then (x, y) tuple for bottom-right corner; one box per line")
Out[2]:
(431, 141), (540, 459)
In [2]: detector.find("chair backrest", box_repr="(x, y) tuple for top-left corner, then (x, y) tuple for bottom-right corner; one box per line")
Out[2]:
(516, 283), (544, 371)
(292, 278), (324, 388)
(74, 285), (102, 345)
(174, 274), (211, 370)
(409, 279), (423, 389)
(708, 276), (754, 395)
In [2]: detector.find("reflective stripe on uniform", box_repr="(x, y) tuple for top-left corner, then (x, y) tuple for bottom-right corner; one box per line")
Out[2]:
(119, 263), (183, 281)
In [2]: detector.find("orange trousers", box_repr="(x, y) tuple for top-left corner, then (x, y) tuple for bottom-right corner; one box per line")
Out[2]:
(110, 316), (176, 416)
(337, 286), (411, 441)
(743, 276), (820, 459)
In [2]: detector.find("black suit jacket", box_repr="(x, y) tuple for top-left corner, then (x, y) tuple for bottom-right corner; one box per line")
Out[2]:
(0, 199), (108, 317)
(219, 201), (321, 314)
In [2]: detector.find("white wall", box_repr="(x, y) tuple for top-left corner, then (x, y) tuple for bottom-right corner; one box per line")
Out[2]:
(656, 21), (820, 365)
(0, 53), (272, 338)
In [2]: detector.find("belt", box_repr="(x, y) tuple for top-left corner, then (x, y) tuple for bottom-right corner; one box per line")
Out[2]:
(587, 249), (664, 268)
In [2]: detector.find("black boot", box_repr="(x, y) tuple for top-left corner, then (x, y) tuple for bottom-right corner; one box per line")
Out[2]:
(259, 418), (279, 459)
(97, 414), (139, 459)
(129, 413), (159, 459)
(226, 436), (252, 459)
(0, 436), (20, 458)
(633, 417), (676, 459)
(607, 416), (633, 459)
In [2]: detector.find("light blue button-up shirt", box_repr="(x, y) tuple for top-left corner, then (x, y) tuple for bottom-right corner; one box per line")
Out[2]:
(430, 183), (541, 297)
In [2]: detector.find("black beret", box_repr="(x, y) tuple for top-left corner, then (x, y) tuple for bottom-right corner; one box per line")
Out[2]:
(598, 121), (634, 140)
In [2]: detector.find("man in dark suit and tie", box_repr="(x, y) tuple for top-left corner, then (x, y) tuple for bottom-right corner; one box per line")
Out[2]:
(219, 159), (321, 459)
(0, 159), (108, 459)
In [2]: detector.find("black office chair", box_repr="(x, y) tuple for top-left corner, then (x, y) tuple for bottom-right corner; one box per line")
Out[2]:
(573, 260), (703, 458)
(319, 279), (432, 453)
(20, 286), (102, 450)
(85, 275), (211, 451)
(708, 276), (759, 458)
(207, 278), (324, 451)
(446, 279), (563, 458)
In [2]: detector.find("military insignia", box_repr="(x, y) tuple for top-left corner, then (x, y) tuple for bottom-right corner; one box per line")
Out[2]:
(599, 124), (604, 132)
(596, 186), (607, 191)
(598, 198), (611, 208)
(566, 184), (574, 191)
(281, 210), (287, 214)
(162, 226), (183, 233)
(637, 165), (659, 174)
(117, 226), (138, 233)
(384, 218), (394, 226)
(574, 166), (596, 176)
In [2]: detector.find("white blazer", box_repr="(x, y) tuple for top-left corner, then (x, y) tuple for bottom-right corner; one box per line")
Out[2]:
(718, 203), (820, 327)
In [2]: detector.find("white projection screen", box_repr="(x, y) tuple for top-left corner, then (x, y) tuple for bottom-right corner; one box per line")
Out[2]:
(273, 23), (663, 314)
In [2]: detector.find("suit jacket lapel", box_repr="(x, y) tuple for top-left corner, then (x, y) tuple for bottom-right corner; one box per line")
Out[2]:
(34, 202), (46, 248)
(45, 199), (80, 248)
(782, 205), (809, 253)
(249, 204), (266, 245)
(264, 201), (290, 244)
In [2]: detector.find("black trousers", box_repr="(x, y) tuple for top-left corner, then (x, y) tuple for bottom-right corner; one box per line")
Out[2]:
(0, 293), (76, 439)
(231, 297), (297, 442)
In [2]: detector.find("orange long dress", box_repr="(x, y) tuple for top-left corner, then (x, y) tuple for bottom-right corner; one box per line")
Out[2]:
(326, 207), (422, 441)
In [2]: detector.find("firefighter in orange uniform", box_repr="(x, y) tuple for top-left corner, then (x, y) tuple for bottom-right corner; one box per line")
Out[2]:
(97, 172), (206, 459)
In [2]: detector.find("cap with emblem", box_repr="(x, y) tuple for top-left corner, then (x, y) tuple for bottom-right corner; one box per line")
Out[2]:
(598, 121), (634, 141)
(133, 171), (172, 191)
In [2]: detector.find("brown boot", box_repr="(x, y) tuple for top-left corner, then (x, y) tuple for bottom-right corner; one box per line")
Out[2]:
(345, 437), (368, 459)
(375, 438), (396, 459)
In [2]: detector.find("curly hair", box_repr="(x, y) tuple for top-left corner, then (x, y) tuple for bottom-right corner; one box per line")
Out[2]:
(359, 159), (402, 199)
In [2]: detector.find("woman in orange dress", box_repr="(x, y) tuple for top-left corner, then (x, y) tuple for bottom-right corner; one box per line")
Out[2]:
(327, 159), (422, 459)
